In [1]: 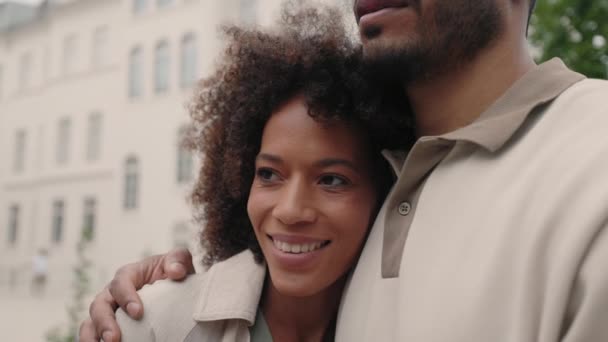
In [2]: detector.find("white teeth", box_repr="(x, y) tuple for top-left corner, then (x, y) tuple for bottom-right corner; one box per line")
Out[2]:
(272, 239), (326, 254)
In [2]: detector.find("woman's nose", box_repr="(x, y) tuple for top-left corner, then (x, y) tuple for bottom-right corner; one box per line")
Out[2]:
(271, 179), (317, 225)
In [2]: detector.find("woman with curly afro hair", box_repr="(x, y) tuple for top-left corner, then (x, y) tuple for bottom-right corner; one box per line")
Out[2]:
(114, 3), (413, 342)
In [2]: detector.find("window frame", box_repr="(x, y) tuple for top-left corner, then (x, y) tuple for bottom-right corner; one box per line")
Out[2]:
(124, 156), (139, 210)
(56, 118), (71, 165)
(154, 40), (170, 94)
(180, 33), (198, 88)
(19, 52), (32, 90)
(92, 26), (109, 68)
(51, 200), (65, 244)
(156, 0), (174, 9)
(0, 64), (4, 98)
(240, 0), (258, 24)
(82, 197), (96, 240)
(7, 205), (20, 246)
(133, 0), (147, 14)
(129, 46), (144, 98)
(13, 129), (27, 173)
(86, 112), (103, 161)
(176, 126), (193, 183)
(62, 33), (78, 75)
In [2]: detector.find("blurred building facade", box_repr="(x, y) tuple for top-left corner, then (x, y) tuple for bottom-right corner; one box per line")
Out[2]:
(0, 0), (294, 299)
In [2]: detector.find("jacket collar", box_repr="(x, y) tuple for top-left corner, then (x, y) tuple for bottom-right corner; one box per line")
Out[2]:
(381, 59), (585, 175)
(440, 58), (585, 152)
(192, 250), (266, 326)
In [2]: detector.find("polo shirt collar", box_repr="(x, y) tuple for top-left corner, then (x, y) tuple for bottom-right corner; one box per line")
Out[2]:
(439, 58), (585, 152)
(192, 250), (266, 326)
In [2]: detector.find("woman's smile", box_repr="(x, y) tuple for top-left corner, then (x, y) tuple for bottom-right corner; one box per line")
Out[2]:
(267, 234), (332, 270)
(270, 235), (331, 254)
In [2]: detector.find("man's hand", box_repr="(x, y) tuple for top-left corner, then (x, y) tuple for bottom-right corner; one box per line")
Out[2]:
(78, 247), (195, 342)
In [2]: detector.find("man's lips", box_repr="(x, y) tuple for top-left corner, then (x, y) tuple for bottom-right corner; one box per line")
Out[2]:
(355, 0), (411, 22)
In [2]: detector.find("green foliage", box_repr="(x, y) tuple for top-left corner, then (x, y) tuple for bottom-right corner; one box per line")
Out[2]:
(46, 228), (93, 342)
(530, 0), (608, 79)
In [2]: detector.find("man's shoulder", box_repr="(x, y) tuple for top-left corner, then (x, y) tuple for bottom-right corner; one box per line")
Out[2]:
(125, 272), (208, 313)
(133, 250), (263, 324)
(559, 78), (608, 104)
(137, 273), (208, 311)
(541, 77), (608, 130)
(116, 250), (264, 341)
(116, 273), (208, 341)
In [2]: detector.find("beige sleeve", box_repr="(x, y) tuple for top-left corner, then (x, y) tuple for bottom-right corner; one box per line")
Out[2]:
(116, 308), (156, 342)
(562, 223), (608, 342)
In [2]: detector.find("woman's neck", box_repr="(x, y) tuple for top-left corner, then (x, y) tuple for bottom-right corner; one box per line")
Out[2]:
(261, 275), (346, 342)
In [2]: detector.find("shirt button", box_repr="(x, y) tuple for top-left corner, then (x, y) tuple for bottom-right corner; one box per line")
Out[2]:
(398, 201), (411, 216)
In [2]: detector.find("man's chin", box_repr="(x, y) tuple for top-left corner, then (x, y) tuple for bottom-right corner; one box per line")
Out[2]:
(363, 39), (399, 66)
(362, 40), (419, 83)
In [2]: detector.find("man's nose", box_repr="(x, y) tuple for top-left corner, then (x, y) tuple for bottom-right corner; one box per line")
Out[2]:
(272, 178), (317, 225)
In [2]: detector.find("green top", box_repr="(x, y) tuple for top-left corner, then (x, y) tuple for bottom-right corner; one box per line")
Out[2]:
(250, 310), (273, 342)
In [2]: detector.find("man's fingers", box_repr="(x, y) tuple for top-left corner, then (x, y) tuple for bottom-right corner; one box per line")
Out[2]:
(163, 247), (195, 280)
(108, 264), (146, 320)
(84, 251), (195, 342)
(79, 318), (100, 342)
(89, 288), (121, 342)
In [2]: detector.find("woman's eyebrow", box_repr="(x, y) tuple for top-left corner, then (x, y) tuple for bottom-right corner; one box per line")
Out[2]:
(256, 153), (283, 164)
(315, 158), (358, 172)
(256, 154), (359, 172)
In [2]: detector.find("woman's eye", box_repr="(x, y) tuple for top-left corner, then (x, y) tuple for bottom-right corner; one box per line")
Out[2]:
(256, 168), (279, 182)
(319, 175), (349, 187)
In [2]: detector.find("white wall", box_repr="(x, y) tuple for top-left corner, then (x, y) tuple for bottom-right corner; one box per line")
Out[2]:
(0, 2), (357, 339)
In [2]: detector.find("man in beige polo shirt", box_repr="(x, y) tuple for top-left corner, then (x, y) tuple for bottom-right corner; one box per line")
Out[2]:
(81, 0), (608, 341)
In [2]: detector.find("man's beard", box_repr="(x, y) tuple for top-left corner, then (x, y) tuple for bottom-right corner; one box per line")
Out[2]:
(362, 0), (503, 84)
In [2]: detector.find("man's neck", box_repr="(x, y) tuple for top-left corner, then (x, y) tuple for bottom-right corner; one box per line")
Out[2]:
(407, 35), (536, 137)
(261, 276), (345, 342)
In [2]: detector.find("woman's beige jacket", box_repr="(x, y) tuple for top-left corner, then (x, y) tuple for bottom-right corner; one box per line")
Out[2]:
(116, 250), (266, 342)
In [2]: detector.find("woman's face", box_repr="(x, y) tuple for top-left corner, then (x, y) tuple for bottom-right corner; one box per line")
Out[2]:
(247, 96), (378, 297)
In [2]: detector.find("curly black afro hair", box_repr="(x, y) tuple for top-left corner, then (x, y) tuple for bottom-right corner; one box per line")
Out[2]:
(185, 2), (414, 267)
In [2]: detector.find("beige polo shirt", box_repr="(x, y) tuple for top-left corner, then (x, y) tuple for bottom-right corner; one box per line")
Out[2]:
(336, 59), (608, 341)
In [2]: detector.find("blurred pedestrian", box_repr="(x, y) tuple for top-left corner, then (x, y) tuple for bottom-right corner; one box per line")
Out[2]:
(31, 248), (49, 296)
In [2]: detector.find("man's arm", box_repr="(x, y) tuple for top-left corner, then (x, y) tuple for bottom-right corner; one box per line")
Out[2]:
(78, 247), (195, 342)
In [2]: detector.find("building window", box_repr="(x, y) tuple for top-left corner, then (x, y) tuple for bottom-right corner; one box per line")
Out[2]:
(154, 40), (170, 93)
(172, 223), (190, 249)
(42, 45), (51, 81)
(176, 127), (193, 183)
(86, 112), (103, 161)
(92, 26), (109, 68)
(82, 197), (96, 241)
(0, 64), (4, 98)
(7, 205), (20, 246)
(19, 52), (32, 90)
(62, 34), (78, 75)
(124, 156), (139, 210)
(56, 118), (71, 165)
(13, 129), (26, 173)
(133, 0), (147, 13)
(180, 33), (198, 88)
(157, 0), (173, 8)
(51, 200), (65, 244)
(240, 0), (257, 24)
(129, 46), (143, 98)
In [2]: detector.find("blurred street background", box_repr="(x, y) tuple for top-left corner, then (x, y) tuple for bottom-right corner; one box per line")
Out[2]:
(0, 0), (606, 341)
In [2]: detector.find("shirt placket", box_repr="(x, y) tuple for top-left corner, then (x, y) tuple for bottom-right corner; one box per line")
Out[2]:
(381, 137), (454, 278)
